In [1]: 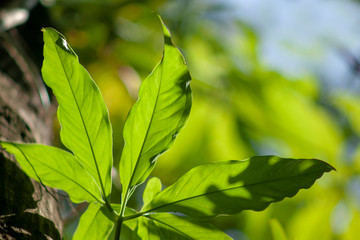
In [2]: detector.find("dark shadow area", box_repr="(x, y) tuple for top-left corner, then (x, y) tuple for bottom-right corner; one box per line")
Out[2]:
(1, 212), (61, 240)
(0, 153), (36, 215)
(0, 153), (61, 240)
(205, 156), (331, 215)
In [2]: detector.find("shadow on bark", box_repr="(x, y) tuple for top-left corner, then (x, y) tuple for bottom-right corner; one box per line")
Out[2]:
(0, 153), (61, 240)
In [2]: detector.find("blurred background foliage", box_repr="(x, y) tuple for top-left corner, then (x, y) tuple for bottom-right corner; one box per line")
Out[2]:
(6, 0), (360, 239)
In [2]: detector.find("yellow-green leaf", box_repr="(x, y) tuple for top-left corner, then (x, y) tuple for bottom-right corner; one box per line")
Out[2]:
(42, 28), (113, 198)
(0, 142), (102, 203)
(119, 17), (191, 201)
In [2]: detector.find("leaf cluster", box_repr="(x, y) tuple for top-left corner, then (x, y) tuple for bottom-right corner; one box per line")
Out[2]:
(0, 17), (334, 239)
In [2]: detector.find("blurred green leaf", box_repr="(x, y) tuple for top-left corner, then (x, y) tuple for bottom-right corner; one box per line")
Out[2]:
(270, 219), (288, 240)
(42, 28), (113, 198)
(287, 194), (336, 240)
(143, 156), (334, 219)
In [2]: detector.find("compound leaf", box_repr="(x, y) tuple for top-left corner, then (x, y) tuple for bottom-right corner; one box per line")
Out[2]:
(142, 156), (335, 219)
(120, 17), (191, 200)
(42, 28), (113, 198)
(73, 203), (115, 240)
(0, 142), (102, 203)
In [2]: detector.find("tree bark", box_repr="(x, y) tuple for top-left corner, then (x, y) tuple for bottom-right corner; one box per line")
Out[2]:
(0, 20), (62, 240)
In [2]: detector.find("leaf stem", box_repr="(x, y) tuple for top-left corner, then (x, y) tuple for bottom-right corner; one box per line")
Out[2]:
(119, 189), (129, 217)
(105, 200), (114, 216)
(114, 217), (123, 240)
(115, 185), (134, 239)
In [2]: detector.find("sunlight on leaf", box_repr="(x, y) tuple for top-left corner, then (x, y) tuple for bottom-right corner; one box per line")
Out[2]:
(0, 142), (103, 203)
(119, 17), (192, 203)
(42, 28), (113, 199)
(142, 177), (162, 208)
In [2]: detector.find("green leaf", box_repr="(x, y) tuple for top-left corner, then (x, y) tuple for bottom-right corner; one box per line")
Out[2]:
(73, 203), (115, 240)
(0, 142), (103, 203)
(142, 177), (162, 208)
(119, 17), (192, 199)
(136, 213), (231, 240)
(42, 28), (113, 198)
(142, 156), (335, 219)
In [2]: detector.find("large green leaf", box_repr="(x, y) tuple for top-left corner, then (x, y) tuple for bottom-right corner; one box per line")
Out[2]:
(42, 28), (113, 198)
(0, 142), (102, 203)
(142, 156), (335, 219)
(119, 18), (192, 199)
(73, 203), (114, 240)
(135, 213), (231, 239)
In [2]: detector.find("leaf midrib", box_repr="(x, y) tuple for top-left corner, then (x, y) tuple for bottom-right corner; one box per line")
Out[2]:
(50, 33), (106, 198)
(143, 169), (325, 214)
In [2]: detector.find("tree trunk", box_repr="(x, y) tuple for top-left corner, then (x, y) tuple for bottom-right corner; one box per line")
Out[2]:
(0, 16), (63, 240)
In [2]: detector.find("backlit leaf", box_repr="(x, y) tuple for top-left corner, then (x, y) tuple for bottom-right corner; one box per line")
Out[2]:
(0, 142), (102, 203)
(119, 17), (191, 200)
(143, 177), (162, 208)
(42, 28), (113, 198)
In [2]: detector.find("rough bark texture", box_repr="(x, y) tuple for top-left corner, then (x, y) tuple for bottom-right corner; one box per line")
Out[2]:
(0, 25), (63, 239)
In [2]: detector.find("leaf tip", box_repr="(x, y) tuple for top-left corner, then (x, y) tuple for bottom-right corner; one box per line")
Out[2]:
(313, 158), (336, 172)
(157, 15), (171, 39)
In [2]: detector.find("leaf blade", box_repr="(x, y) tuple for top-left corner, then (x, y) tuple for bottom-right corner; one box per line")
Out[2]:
(41, 28), (113, 197)
(73, 203), (114, 240)
(0, 142), (102, 203)
(143, 156), (335, 219)
(120, 18), (191, 197)
(142, 177), (162, 208)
